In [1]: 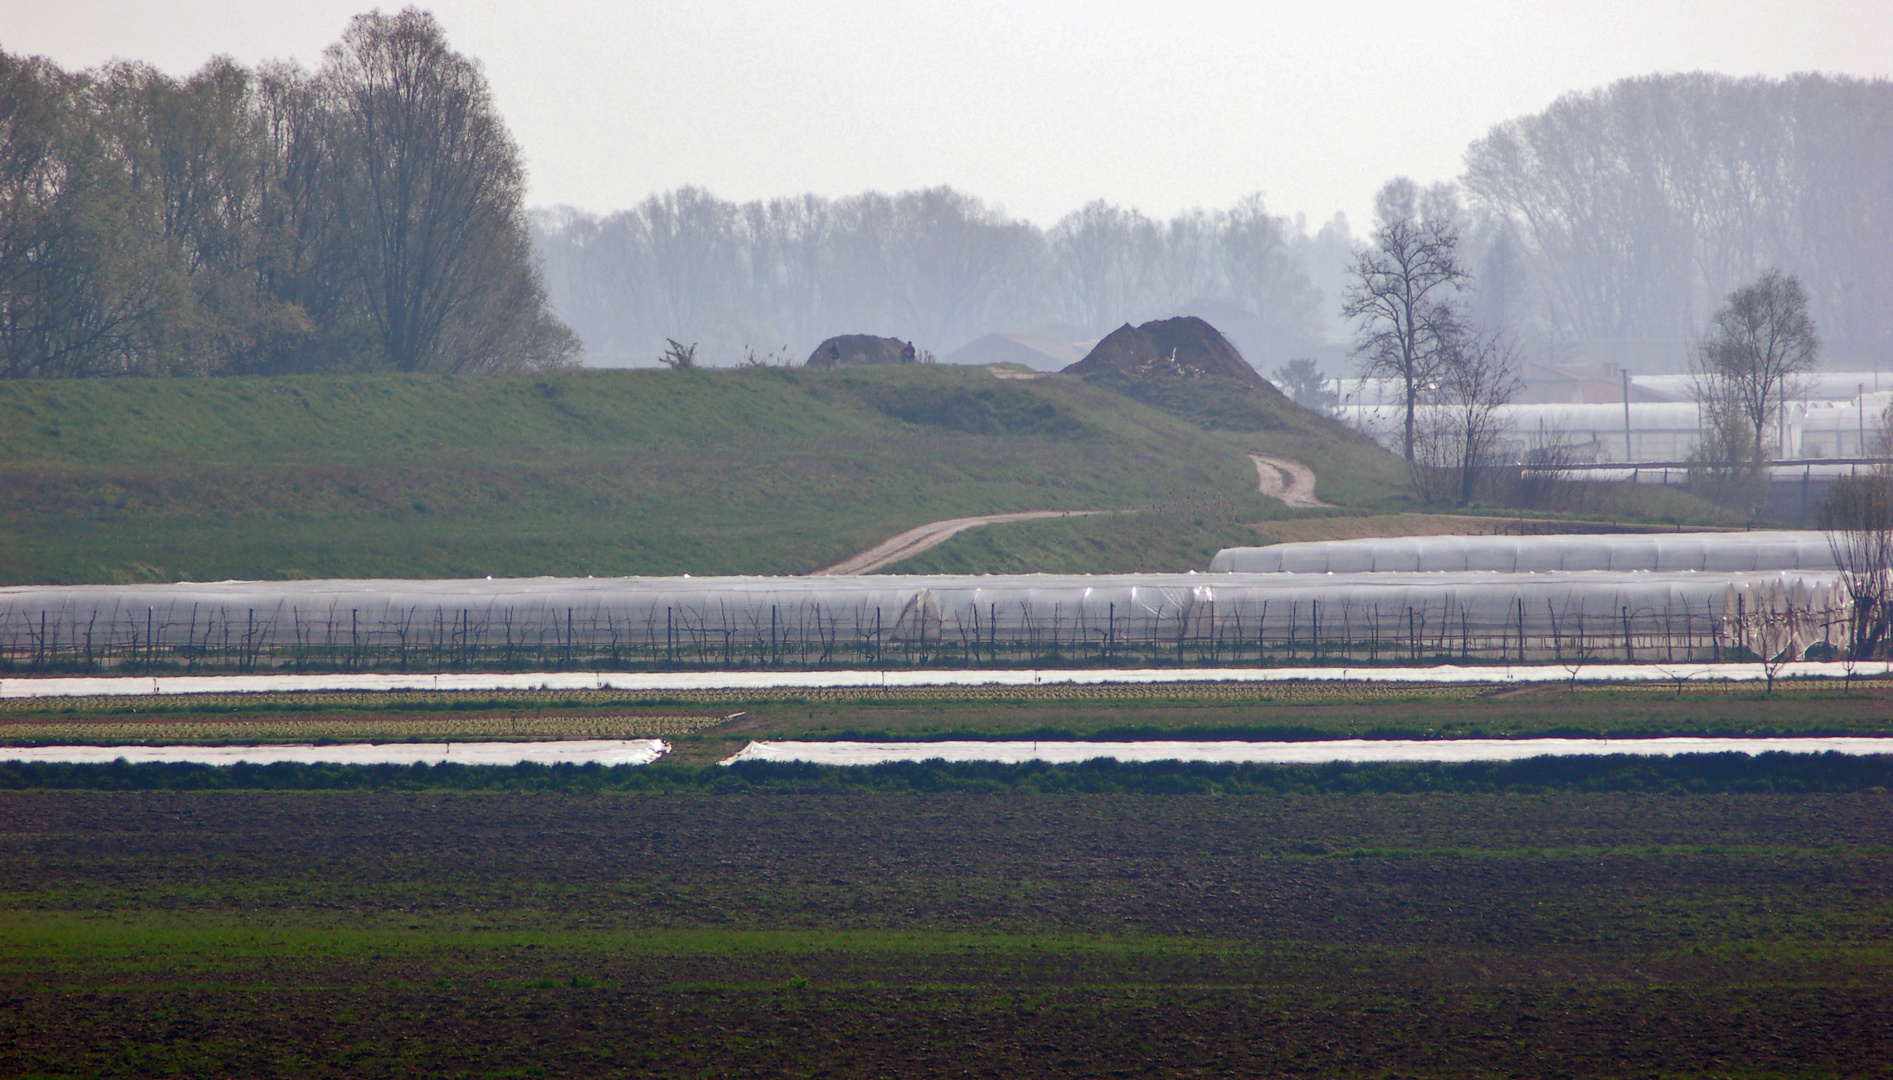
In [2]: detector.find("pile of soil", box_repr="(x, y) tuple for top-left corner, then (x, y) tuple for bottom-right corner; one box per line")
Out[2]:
(805, 334), (918, 367)
(1061, 316), (1260, 382)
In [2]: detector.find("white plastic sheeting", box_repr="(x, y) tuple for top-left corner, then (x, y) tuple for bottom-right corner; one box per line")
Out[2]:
(1209, 531), (1837, 574)
(0, 739), (671, 766)
(723, 737), (1893, 766)
(1575, 464), (1866, 484)
(0, 568), (1845, 666)
(5, 659), (1887, 699)
(1340, 402), (1708, 460)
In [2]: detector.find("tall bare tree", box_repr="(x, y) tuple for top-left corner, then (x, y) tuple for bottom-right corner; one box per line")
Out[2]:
(322, 9), (573, 373)
(1696, 268), (1819, 460)
(1342, 178), (1469, 461)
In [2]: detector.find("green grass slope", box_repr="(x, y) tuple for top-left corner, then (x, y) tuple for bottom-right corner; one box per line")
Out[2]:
(0, 366), (1404, 584)
(1077, 371), (1411, 507)
(884, 503), (1269, 574)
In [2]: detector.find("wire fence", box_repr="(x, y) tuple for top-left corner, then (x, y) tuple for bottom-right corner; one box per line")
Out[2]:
(0, 581), (1852, 675)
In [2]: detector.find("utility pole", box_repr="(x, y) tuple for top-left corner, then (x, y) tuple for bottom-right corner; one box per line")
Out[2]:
(1622, 368), (1633, 462)
(1778, 382), (1786, 459)
(1859, 385), (1866, 458)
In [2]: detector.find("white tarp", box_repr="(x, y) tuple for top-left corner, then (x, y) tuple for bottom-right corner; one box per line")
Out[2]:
(4, 659), (1888, 699)
(1209, 531), (1837, 574)
(0, 568), (1842, 653)
(723, 737), (1893, 766)
(0, 738), (670, 767)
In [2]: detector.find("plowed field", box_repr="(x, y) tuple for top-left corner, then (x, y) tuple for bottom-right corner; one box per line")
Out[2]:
(5, 788), (1890, 1077)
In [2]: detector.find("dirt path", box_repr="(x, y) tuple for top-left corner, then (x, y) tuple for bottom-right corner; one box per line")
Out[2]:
(1250, 454), (1331, 508)
(819, 451), (1328, 575)
(813, 510), (1110, 575)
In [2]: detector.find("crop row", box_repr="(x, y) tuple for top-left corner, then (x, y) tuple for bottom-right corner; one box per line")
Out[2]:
(0, 712), (731, 745)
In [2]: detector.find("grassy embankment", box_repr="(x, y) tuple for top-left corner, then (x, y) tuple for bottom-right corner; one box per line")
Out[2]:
(885, 371), (1739, 572)
(0, 365), (1736, 584)
(0, 366), (1311, 583)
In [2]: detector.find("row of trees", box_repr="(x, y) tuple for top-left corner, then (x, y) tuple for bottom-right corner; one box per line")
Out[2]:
(1463, 72), (1892, 368)
(532, 188), (1341, 369)
(1343, 71), (1882, 505)
(1345, 175), (1825, 513)
(529, 73), (1888, 379)
(0, 8), (575, 378)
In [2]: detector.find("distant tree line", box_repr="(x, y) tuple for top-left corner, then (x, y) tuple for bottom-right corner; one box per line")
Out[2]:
(1345, 168), (1831, 510)
(0, 8), (576, 378)
(1463, 72), (1893, 366)
(531, 188), (1342, 369)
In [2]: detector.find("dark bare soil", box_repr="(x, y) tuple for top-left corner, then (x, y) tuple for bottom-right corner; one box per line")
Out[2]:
(4, 789), (1890, 1077)
(1064, 316), (1262, 383)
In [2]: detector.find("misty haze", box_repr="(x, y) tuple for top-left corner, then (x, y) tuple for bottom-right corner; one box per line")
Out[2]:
(3, 3), (1892, 1077)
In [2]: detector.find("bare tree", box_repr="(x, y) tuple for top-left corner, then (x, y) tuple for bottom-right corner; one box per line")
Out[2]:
(322, 8), (574, 373)
(1697, 268), (1819, 460)
(1342, 178), (1469, 461)
(0, 51), (183, 377)
(1818, 404), (1893, 658)
(1819, 472), (1893, 659)
(1047, 201), (1162, 332)
(1433, 333), (1522, 506)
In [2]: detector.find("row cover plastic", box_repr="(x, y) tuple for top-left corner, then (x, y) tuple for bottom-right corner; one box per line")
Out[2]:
(0, 739), (671, 767)
(723, 737), (1893, 766)
(0, 570), (1845, 656)
(1208, 531), (1837, 574)
(7, 659), (1889, 700)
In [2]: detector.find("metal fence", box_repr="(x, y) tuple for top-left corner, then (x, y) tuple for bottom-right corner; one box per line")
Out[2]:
(0, 571), (1851, 674)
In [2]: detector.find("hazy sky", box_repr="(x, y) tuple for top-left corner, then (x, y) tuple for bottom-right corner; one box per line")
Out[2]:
(4, 1), (1888, 231)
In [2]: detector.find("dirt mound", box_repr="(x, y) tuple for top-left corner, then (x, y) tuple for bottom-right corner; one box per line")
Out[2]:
(805, 335), (918, 367)
(1061, 316), (1260, 382)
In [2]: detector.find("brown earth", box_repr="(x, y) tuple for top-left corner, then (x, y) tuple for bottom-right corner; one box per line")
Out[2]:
(1061, 315), (1262, 382)
(3, 790), (1889, 1077)
(813, 508), (1114, 574)
(1250, 453), (1332, 508)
